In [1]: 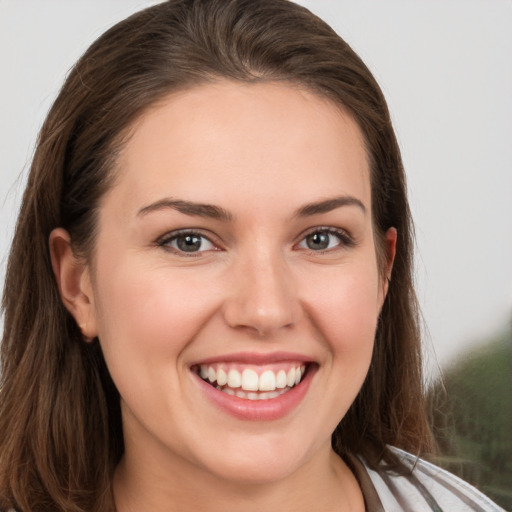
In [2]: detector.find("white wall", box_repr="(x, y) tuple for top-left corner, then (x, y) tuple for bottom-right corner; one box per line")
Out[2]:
(1, 0), (511, 373)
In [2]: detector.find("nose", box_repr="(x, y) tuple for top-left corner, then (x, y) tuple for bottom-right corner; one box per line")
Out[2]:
(222, 248), (301, 336)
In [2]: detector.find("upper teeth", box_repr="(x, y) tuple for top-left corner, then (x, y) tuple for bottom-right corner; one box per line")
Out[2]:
(198, 364), (306, 392)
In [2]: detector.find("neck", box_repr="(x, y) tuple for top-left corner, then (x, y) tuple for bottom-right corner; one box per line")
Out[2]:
(114, 444), (364, 512)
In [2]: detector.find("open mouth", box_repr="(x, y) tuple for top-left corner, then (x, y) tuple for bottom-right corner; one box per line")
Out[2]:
(191, 362), (308, 401)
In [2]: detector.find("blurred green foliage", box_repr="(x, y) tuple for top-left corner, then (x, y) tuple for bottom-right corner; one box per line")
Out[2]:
(428, 320), (512, 510)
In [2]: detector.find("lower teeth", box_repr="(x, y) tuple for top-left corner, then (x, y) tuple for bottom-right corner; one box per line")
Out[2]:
(215, 385), (291, 400)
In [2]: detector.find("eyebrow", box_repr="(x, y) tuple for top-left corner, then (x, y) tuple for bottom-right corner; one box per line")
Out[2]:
(137, 195), (365, 222)
(295, 196), (366, 217)
(137, 199), (234, 221)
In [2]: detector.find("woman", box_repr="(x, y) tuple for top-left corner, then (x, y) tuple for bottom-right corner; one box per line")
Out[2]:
(0, 1), (504, 511)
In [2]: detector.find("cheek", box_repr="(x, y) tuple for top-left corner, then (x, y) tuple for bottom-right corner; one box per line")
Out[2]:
(301, 263), (381, 359)
(90, 260), (225, 429)
(296, 263), (382, 433)
(91, 259), (222, 369)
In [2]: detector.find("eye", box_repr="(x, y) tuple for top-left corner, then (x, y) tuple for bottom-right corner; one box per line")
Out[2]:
(158, 231), (217, 254)
(297, 228), (352, 252)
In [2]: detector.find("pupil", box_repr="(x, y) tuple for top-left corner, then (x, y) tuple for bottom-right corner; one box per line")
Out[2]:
(307, 232), (329, 250)
(177, 235), (201, 252)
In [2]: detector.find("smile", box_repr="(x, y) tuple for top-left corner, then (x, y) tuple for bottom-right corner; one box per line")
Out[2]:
(191, 362), (307, 401)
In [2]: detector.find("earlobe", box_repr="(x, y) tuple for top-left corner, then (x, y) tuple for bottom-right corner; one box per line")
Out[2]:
(49, 228), (98, 341)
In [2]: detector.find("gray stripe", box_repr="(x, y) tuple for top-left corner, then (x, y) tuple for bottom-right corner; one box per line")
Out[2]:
(404, 470), (445, 512)
(379, 468), (433, 511)
(415, 462), (494, 512)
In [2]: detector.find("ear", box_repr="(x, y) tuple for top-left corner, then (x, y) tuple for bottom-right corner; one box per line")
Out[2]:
(49, 228), (98, 341)
(380, 227), (397, 305)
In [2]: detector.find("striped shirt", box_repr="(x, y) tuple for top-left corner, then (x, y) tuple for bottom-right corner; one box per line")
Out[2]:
(351, 447), (506, 511)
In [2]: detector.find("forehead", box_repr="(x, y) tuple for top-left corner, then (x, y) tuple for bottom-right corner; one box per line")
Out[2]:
(108, 80), (370, 215)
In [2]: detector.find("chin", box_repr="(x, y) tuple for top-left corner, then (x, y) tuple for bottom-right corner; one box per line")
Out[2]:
(204, 456), (302, 486)
(189, 431), (320, 486)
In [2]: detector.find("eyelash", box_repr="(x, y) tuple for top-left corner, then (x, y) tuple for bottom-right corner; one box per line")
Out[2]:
(157, 229), (219, 256)
(156, 227), (355, 256)
(296, 227), (355, 254)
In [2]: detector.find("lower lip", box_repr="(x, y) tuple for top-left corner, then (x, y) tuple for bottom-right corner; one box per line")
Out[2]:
(193, 367), (315, 421)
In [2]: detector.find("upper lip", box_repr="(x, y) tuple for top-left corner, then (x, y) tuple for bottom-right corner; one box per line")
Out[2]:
(191, 351), (315, 366)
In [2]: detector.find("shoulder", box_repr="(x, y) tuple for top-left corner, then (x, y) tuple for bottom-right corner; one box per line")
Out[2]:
(354, 447), (506, 512)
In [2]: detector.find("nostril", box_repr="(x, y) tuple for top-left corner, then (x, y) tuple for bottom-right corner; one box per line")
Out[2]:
(221, 263), (300, 335)
(222, 299), (299, 336)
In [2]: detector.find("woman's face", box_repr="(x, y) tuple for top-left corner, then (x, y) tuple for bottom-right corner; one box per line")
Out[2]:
(80, 81), (393, 484)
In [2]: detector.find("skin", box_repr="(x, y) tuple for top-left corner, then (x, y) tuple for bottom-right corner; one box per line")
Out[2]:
(51, 81), (396, 511)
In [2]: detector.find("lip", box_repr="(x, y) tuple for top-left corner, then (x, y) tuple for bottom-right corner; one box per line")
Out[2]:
(191, 355), (317, 421)
(192, 351), (314, 366)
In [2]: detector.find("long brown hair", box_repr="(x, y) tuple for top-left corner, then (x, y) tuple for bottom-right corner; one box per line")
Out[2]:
(0, 1), (432, 510)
